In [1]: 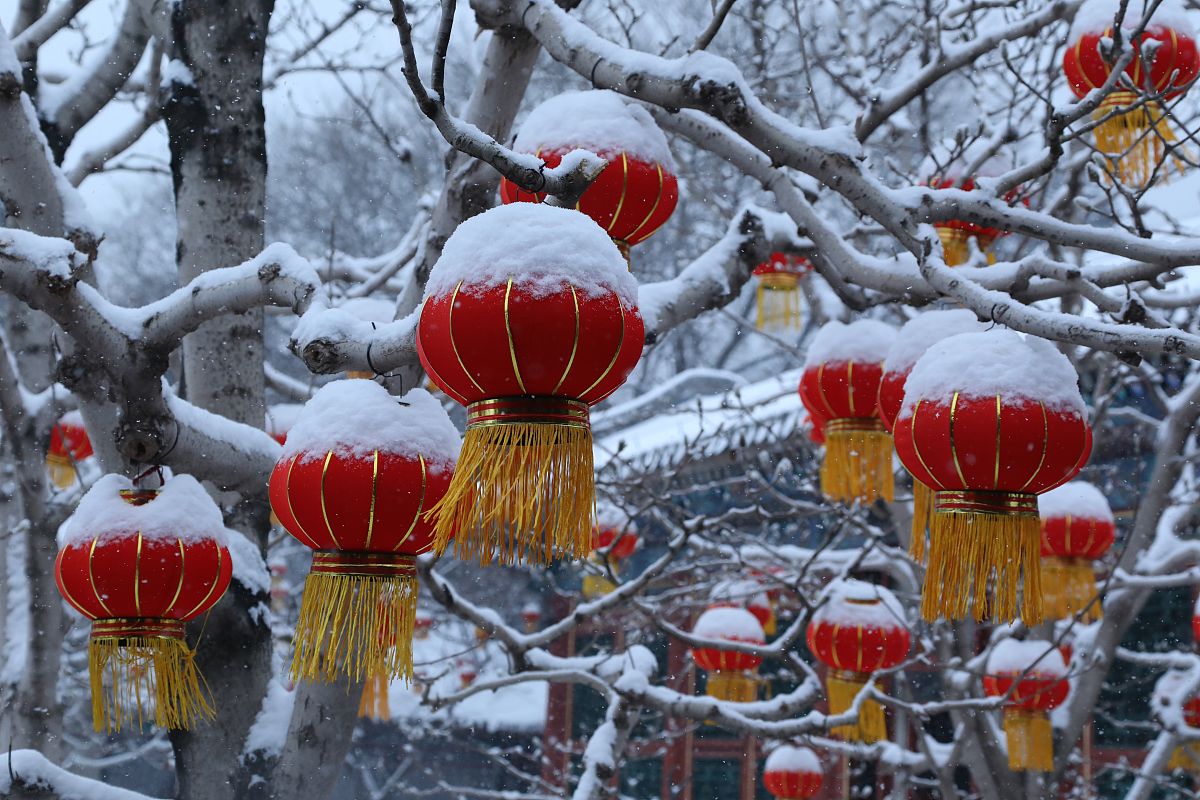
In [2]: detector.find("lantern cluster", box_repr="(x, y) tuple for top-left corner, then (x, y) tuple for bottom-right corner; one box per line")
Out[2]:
(1039, 481), (1115, 622)
(983, 640), (1069, 772)
(762, 745), (823, 800)
(47, 412), (93, 489)
(752, 253), (810, 330)
(691, 606), (766, 702)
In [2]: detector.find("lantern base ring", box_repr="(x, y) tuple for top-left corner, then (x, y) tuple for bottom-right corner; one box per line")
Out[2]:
(467, 396), (590, 430)
(935, 489), (1038, 517)
(310, 551), (418, 579)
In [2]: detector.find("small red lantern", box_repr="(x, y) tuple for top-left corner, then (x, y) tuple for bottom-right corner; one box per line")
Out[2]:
(418, 204), (643, 566)
(47, 411), (93, 489)
(799, 320), (896, 504)
(712, 579), (776, 636)
(54, 475), (232, 731)
(762, 745), (823, 799)
(752, 253), (810, 330)
(1039, 481), (1115, 622)
(923, 177), (1009, 266)
(983, 640), (1069, 772)
(521, 603), (541, 633)
(582, 517), (640, 598)
(893, 331), (1091, 624)
(691, 606), (765, 703)
(806, 579), (910, 742)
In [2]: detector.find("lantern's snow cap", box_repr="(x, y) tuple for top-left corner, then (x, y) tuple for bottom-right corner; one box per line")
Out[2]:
(57, 409), (85, 428)
(1039, 481), (1114, 522)
(900, 330), (1086, 416)
(803, 319), (896, 368)
(693, 606), (766, 643)
(281, 383), (460, 469)
(596, 502), (635, 533)
(265, 403), (304, 438)
(884, 310), (987, 374)
(811, 578), (907, 628)
(985, 639), (1067, 678)
(514, 90), (675, 169)
(711, 579), (770, 609)
(1070, 0), (1192, 40)
(59, 473), (226, 547)
(425, 204), (637, 305)
(764, 744), (821, 774)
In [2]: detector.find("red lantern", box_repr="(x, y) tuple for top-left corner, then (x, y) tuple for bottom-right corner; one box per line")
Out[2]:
(582, 521), (640, 598)
(806, 579), (910, 742)
(712, 579), (776, 636)
(982, 640), (1069, 772)
(799, 320), (896, 504)
(499, 90), (678, 262)
(417, 204), (643, 566)
(47, 412), (93, 489)
(1039, 482), (1115, 622)
(752, 253), (810, 330)
(269, 383), (458, 688)
(762, 745), (823, 800)
(521, 604), (541, 633)
(893, 331), (1091, 624)
(923, 177), (1010, 266)
(691, 606), (765, 703)
(1063, 7), (1200, 187)
(54, 475), (232, 731)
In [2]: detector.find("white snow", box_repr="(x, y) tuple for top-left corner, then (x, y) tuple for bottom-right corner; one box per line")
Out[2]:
(1070, 0), (1193, 41)
(0, 22), (19, 75)
(693, 606), (765, 643)
(985, 639), (1068, 678)
(884, 311), (987, 374)
(423, 204), (637, 305)
(163, 58), (195, 87)
(595, 502), (636, 533)
(1038, 481), (1115, 522)
(265, 403), (305, 438)
(811, 578), (907, 629)
(764, 744), (821, 774)
(336, 296), (395, 323)
(513, 89), (675, 168)
(58, 474), (227, 547)
(0, 228), (81, 280)
(224, 529), (270, 595)
(711, 579), (770, 611)
(900, 330), (1086, 416)
(0, 750), (163, 800)
(803, 319), (896, 368)
(280, 384), (460, 470)
(242, 678), (296, 759)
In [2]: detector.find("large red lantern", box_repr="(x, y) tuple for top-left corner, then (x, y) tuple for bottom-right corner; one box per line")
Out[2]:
(417, 204), (643, 566)
(983, 640), (1069, 772)
(54, 474), (232, 731)
(691, 606), (765, 703)
(799, 320), (896, 504)
(1063, 2), (1200, 187)
(499, 90), (678, 263)
(893, 331), (1091, 624)
(762, 745), (823, 800)
(806, 579), (910, 742)
(47, 411), (93, 489)
(269, 383), (459, 688)
(1039, 481), (1115, 622)
(752, 253), (810, 330)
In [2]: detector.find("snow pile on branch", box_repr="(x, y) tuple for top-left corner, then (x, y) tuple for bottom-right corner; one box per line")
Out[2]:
(764, 744), (821, 773)
(0, 228), (83, 280)
(711, 579), (770, 610)
(804, 319), (896, 367)
(900, 330), (1085, 416)
(514, 89), (675, 168)
(58, 474), (227, 547)
(1039, 481), (1114, 521)
(884, 311), (986, 374)
(281, 384), (460, 469)
(243, 678), (296, 759)
(596, 501), (636, 532)
(266, 403), (305, 439)
(985, 639), (1067, 678)
(424, 204), (636, 304)
(1070, 0), (1192, 39)
(0, 750), (164, 799)
(693, 606), (765, 643)
(812, 578), (907, 628)
(337, 296), (395, 323)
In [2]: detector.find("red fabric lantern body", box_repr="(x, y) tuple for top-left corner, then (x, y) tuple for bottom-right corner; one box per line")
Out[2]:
(47, 414), (93, 489)
(762, 746), (823, 799)
(582, 525), (640, 598)
(983, 651), (1069, 773)
(1041, 507), (1114, 622)
(1171, 697), (1200, 772)
(752, 253), (810, 330)
(691, 607), (765, 703)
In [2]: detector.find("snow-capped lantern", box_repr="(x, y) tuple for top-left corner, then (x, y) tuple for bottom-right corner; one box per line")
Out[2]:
(1039, 481), (1115, 622)
(414, 610), (433, 640)
(712, 579), (776, 636)
(762, 745), (823, 800)
(521, 603), (541, 633)
(893, 331), (1092, 624)
(1063, 0), (1200, 187)
(805, 579), (910, 743)
(877, 311), (986, 560)
(582, 508), (640, 598)
(417, 204), (644, 566)
(752, 253), (810, 330)
(798, 320), (897, 504)
(54, 475), (232, 731)
(1169, 693), (1200, 772)
(983, 640), (1069, 772)
(691, 606), (766, 703)
(268, 383), (459, 690)
(499, 90), (678, 263)
(47, 411), (93, 489)
(458, 660), (477, 688)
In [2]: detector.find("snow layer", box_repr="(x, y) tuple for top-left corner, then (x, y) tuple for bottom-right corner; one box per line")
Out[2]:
(280, 384), (460, 469)
(900, 330), (1085, 416)
(764, 744), (821, 774)
(1070, 0), (1193, 40)
(1039, 481), (1114, 522)
(986, 639), (1068, 678)
(514, 90), (675, 168)
(424, 204), (636, 305)
(812, 578), (907, 628)
(803, 319), (896, 368)
(0, 750), (163, 800)
(337, 296), (395, 323)
(225, 529), (270, 595)
(884, 311), (986, 374)
(265, 403), (305, 438)
(243, 678), (296, 758)
(58, 474), (227, 547)
(693, 606), (765, 643)
(711, 579), (770, 610)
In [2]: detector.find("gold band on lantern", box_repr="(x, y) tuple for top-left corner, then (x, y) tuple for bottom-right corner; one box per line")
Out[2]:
(825, 417), (887, 435)
(91, 617), (186, 641)
(467, 397), (590, 430)
(310, 551), (417, 579)
(935, 490), (1038, 517)
(758, 273), (800, 291)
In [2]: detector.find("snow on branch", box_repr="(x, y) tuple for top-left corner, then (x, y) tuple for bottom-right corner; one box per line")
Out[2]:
(0, 749), (163, 800)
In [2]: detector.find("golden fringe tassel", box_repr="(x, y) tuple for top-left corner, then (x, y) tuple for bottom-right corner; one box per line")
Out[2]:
(1091, 94), (1184, 189)
(755, 275), (802, 330)
(706, 671), (759, 703)
(1170, 742), (1200, 772)
(936, 227), (997, 267)
(46, 453), (77, 489)
(1003, 710), (1053, 772)
(1042, 556), (1102, 623)
(827, 670), (887, 743)
(89, 634), (213, 732)
(909, 480), (933, 563)
(821, 421), (894, 504)
(357, 671), (390, 721)
(762, 607), (777, 637)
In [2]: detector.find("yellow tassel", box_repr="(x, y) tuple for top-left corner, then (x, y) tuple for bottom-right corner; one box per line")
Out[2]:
(705, 671), (759, 702)
(290, 553), (417, 685)
(909, 480), (933, 563)
(762, 607), (777, 637)
(1169, 742), (1200, 772)
(826, 670), (888, 743)
(46, 453), (77, 489)
(936, 227), (997, 267)
(821, 420), (894, 504)
(1003, 710), (1053, 772)
(921, 491), (1042, 624)
(1091, 93), (1185, 189)
(1042, 556), (1101, 622)
(357, 671), (390, 721)
(755, 274), (802, 330)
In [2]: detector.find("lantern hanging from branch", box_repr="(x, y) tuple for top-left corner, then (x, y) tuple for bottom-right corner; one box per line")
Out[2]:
(893, 331), (1092, 624)
(762, 744), (823, 800)
(582, 511), (640, 599)
(1164, 670), (1200, 773)
(54, 475), (232, 732)
(799, 320), (897, 504)
(47, 411), (93, 489)
(499, 90), (678, 264)
(269, 383), (459, 697)
(983, 640), (1069, 772)
(1063, 1), (1200, 188)
(806, 579), (910, 743)
(1039, 481), (1115, 622)
(691, 606), (765, 703)
(752, 253), (810, 330)
(923, 178), (1010, 266)
(418, 204), (644, 566)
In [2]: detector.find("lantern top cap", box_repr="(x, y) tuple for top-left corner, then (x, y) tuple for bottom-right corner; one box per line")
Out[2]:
(56, 409), (85, 428)
(265, 403), (304, 439)
(711, 579), (771, 610)
(811, 578), (907, 629)
(1070, 0), (1193, 40)
(763, 744), (821, 774)
(884, 310), (986, 374)
(985, 639), (1067, 678)
(59, 473), (226, 548)
(803, 319), (896, 369)
(514, 89), (675, 169)
(1038, 481), (1114, 522)
(425, 204), (637, 305)
(694, 605), (766, 643)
